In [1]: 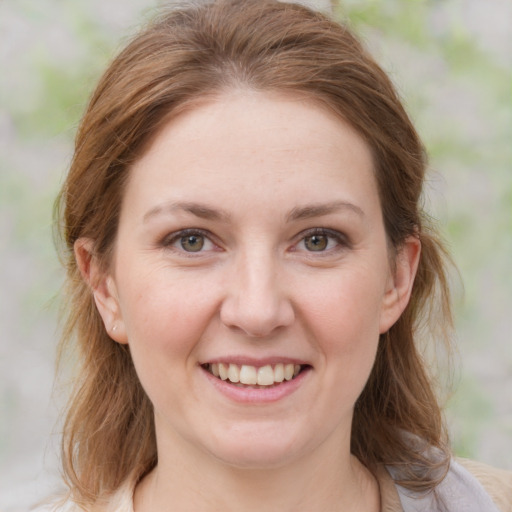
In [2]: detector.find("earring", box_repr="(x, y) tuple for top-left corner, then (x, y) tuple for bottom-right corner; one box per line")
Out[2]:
(112, 324), (117, 333)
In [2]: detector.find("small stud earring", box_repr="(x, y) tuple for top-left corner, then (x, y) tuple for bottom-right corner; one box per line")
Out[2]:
(112, 325), (117, 333)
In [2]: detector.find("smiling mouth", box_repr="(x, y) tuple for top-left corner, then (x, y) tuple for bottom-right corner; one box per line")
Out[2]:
(202, 363), (308, 387)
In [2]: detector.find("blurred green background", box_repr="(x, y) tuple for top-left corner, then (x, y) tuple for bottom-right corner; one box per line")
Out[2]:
(1, 0), (511, 508)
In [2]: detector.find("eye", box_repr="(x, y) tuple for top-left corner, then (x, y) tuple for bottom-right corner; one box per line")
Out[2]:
(163, 229), (216, 253)
(296, 228), (349, 253)
(303, 234), (329, 251)
(179, 234), (205, 252)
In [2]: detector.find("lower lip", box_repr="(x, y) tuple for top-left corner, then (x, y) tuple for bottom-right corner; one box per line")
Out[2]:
(201, 366), (311, 404)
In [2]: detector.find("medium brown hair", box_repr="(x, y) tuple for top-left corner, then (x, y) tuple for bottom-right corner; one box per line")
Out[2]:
(55, 0), (453, 505)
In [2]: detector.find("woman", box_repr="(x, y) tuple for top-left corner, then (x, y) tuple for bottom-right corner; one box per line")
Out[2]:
(49, 0), (511, 510)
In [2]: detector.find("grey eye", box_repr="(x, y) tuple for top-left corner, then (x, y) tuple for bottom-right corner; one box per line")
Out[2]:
(180, 234), (205, 252)
(304, 234), (328, 251)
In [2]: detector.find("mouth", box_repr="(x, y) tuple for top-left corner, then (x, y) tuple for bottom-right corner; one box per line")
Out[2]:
(202, 362), (309, 388)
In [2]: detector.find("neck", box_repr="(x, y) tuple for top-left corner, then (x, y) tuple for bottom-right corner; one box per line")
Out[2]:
(134, 430), (380, 512)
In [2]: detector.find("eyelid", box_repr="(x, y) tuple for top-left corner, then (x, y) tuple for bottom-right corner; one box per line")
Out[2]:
(158, 227), (350, 255)
(292, 227), (351, 252)
(160, 228), (220, 254)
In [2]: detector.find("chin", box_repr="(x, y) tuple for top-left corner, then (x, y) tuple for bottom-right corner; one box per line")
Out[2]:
(205, 426), (306, 470)
(213, 447), (299, 471)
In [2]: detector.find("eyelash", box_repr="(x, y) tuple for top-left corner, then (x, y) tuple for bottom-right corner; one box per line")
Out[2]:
(161, 228), (218, 255)
(160, 227), (350, 256)
(293, 228), (350, 254)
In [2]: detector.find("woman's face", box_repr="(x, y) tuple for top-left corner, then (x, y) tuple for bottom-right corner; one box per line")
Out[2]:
(89, 90), (418, 470)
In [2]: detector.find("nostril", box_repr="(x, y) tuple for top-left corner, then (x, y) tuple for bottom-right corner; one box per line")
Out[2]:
(219, 294), (295, 338)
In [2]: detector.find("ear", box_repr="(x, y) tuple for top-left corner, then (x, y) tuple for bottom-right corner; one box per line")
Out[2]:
(379, 236), (421, 334)
(74, 238), (128, 344)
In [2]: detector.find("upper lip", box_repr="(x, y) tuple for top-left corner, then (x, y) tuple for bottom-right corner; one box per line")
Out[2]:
(199, 356), (310, 367)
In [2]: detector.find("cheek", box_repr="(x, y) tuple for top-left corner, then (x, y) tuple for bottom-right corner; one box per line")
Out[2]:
(117, 269), (220, 360)
(300, 267), (386, 340)
(117, 274), (221, 413)
(297, 267), (385, 377)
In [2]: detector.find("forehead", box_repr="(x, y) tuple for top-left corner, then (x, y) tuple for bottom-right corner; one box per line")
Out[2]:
(123, 90), (379, 220)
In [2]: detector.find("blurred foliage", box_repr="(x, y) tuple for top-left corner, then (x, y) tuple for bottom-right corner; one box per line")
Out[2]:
(448, 374), (494, 458)
(336, 0), (511, 464)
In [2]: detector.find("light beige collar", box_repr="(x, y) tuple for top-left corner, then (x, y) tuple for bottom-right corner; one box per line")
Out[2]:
(374, 464), (404, 512)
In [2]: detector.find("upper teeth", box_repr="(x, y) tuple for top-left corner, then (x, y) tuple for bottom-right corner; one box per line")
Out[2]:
(208, 363), (301, 386)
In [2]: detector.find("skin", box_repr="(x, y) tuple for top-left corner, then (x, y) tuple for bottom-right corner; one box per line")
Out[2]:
(76, 90), (420, 511)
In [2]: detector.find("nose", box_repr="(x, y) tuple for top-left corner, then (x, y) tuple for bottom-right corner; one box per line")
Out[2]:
(220, 250), (295, 338)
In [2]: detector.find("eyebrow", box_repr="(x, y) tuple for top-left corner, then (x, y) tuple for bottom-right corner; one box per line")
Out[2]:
(143, 199), (365, 224)
(286, 201), (365, 222)
(143, 201), (231, 223)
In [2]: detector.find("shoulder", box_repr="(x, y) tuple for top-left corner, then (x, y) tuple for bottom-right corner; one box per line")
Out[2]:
(457, 458), (512, 512)
(379, 456), (512, 512)
(30, 478), (134, 512)
(29, 499), (76, 512)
